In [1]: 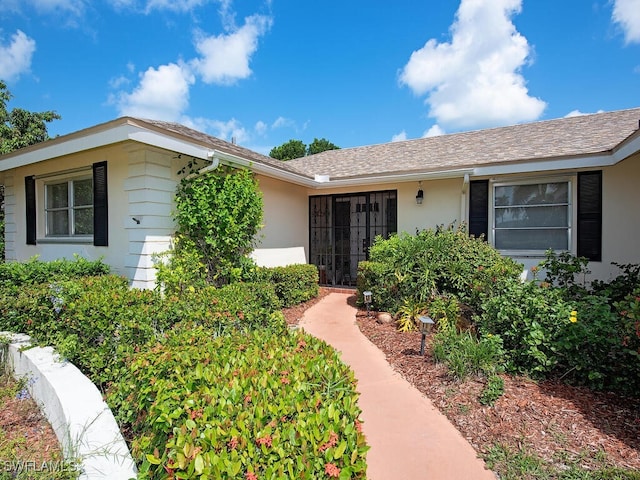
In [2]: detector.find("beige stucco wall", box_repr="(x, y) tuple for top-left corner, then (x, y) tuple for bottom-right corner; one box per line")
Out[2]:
(303, 177), (466, 233)
(257, 175), (309, 253)
(593, 154), (640, 281)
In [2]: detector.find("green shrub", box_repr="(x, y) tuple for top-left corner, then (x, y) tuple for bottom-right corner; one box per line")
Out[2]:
(107, 328), (368, 479)
(356, 260), (397, 312)
(540, 250), (591, 300)
(592, 262), (640, 305)
(358, 226), (522, 313)
(0, 269), (285, 390)
(0, 275), (172, 389)
(171, 282), (285, 334)
(479, 374), (505, 406)
(553, 291), (640, 396)
(537, 253), (640, 396)
(432, 330), (505, 380)
(477, 278), (572, 377)
(255, 264), (319, 307)
(0, 256), (109, 290)
(153, 235), (210, 296)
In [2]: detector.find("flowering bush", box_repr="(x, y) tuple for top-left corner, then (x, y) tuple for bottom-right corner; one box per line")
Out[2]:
(108, 328), (368, 479)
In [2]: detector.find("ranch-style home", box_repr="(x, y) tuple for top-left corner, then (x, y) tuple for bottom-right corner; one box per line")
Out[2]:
(0, 107), (639, 289)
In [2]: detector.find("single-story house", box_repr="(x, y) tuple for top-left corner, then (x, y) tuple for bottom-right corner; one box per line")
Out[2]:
(1, 108), (639, 288)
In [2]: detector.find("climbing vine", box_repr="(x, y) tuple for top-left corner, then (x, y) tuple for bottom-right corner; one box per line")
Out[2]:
(160, 163), (263, 289)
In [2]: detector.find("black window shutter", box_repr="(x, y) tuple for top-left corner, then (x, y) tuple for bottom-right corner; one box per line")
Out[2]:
(577, 171), (602, 261)
(25, 176), (36, 245)
(468, 180), (489, 240)
(93, 161), (108, 246)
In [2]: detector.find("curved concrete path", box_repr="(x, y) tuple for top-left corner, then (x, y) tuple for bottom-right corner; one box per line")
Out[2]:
(300, 292), (496, 480)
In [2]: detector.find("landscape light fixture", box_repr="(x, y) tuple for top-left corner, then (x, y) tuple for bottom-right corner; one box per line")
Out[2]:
(416, 182), (424, 205)
(417, 315), (435, 355)
(363, 291), (373, 317)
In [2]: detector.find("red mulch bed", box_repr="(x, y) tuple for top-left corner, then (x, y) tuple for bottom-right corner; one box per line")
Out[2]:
(0, 375), (66, 465)
(284, 292), (640, 473)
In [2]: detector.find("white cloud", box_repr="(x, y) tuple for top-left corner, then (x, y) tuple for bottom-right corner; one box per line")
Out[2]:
(113, 62), (194, 121)
(0, 30), (36, 82)
(192, 14), (272, 85)
(391, 131), (408, 142)
(254, 120), (268, 135)
(108, 0), (209, 13)
(109, 4), (271, 131)
(564, 109), (604, 118)
(186, 117), (249, 143)
(399, 0), (545, 131)
(612, 0), (640, 44)
(272, 116), (294, 129)
(423, 124), (445, 137)
(144, 0), (209, 12)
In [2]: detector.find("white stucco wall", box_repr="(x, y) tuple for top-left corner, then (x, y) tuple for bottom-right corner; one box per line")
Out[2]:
(123, 147), (178, 289)
(2, 143), (181, 289)
(5, 145), (131, 278)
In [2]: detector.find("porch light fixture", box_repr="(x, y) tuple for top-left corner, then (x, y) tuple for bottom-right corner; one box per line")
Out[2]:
(417, 315), (435, 355)
(363, 291), (373, 317)
(416, 182), (424, 205)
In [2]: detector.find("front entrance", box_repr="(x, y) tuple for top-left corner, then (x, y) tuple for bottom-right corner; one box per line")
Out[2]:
(309, 190), (397, 286)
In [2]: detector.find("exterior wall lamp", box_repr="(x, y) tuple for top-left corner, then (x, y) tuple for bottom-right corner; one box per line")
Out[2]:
(416, 182), (424, 205)
(417, 315), (435, 355)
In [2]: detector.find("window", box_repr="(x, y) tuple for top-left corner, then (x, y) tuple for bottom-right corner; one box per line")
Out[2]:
(45, 177), (93, 237)
(25, 161), (108, 246)
(493, 180), (570, 253)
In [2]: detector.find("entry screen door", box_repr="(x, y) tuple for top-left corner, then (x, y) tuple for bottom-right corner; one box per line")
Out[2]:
(309, 190), (397, 286)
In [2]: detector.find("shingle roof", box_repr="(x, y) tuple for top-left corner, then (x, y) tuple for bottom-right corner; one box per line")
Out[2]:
(137, 118), (308, 178)
(284, 108), (640, 180)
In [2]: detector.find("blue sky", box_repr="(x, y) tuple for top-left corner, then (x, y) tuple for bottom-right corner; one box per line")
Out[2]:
(1, 0), (639, 155)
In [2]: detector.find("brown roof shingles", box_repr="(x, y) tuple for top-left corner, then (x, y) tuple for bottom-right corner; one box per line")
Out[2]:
(284, 108), (640, 179)
(137, 118), (311, 178)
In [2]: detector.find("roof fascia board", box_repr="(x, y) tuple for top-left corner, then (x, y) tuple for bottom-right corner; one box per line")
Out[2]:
(309, 168), (475, 189)
(0, 124), (135, 172)
(127, 129), (213, 160)
(612, 131), (640, 163)
(474, 153), (615, 177)
(209, 149), (317, 187)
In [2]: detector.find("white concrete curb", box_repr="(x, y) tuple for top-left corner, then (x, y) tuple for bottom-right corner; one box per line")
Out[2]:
(1, 332), (138, 480)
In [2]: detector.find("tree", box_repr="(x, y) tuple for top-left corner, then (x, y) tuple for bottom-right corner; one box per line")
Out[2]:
(307, 137), (339, 155)
(269, 137), (340, 161)
(0, 80), (61, 154)
(0, 81), (60, 260)
(269, 139), (306, 161)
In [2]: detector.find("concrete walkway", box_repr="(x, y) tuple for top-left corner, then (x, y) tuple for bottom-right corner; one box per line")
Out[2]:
(299, 292), (496, 480)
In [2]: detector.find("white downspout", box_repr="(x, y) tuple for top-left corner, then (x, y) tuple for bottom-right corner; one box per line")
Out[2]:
(461, 173), (470, 230)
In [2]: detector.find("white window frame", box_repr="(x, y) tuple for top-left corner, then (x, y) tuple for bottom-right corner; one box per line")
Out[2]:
(490, 176), (573, 257)
(42, 172), (94, 239)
